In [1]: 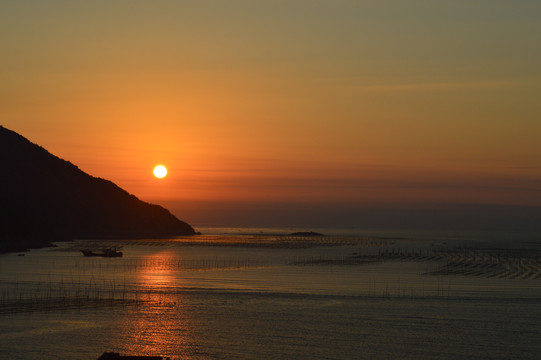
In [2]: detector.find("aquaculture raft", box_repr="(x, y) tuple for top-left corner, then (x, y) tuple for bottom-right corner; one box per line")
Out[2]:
(81, 248), (123, 257)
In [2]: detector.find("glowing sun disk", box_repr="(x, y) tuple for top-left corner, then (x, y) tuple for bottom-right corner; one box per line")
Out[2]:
(153, 165), (168, 178)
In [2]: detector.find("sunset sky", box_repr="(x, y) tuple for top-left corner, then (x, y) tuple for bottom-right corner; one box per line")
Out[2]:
(2, 1), (541, 229)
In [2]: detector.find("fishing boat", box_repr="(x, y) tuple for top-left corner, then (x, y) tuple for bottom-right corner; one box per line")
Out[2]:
(81, 248), (123, 257)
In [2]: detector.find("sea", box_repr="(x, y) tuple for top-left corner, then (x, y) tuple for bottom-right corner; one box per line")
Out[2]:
(1, 226), (540, 360)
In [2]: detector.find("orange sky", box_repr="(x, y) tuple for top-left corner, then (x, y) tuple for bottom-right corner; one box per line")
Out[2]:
(2, 1), (541, 227)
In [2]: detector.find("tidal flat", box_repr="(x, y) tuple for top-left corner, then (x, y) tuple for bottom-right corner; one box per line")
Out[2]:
(1, 232), (540, 359)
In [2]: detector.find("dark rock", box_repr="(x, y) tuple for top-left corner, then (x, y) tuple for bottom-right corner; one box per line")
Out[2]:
(97, 352), (169, 360)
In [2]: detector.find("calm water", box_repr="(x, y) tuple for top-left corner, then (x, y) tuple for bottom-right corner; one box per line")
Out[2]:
(1, 228), (540, 359)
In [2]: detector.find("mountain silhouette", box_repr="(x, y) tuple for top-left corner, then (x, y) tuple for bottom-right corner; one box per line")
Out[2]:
(0, 125), (196, 253)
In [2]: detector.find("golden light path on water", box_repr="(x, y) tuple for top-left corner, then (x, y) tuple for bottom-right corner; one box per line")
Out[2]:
(119, 250), (194, 358)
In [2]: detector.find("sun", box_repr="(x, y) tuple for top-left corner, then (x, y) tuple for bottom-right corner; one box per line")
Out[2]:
(153, 165), (168, 179)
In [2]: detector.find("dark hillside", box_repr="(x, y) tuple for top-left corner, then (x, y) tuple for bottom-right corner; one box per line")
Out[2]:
(0, 125), (196, 252)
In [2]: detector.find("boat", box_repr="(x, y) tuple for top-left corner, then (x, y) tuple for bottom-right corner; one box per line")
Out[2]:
(81, 248), (123, 257)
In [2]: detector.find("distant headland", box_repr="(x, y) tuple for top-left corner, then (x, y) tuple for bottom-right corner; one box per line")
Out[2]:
(0, 125), (196, 253)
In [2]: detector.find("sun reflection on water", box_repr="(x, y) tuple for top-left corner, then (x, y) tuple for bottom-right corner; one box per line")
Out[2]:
(117, 250), (195, 359)
(137, 251), (179, 291)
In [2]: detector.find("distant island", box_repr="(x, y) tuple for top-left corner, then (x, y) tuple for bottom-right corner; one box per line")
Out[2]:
(0, 125), (196, 253)
(289, 231), (325, 237)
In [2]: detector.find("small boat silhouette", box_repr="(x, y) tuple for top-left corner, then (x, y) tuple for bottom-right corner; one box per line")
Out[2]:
(81, 248), (123, 257)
